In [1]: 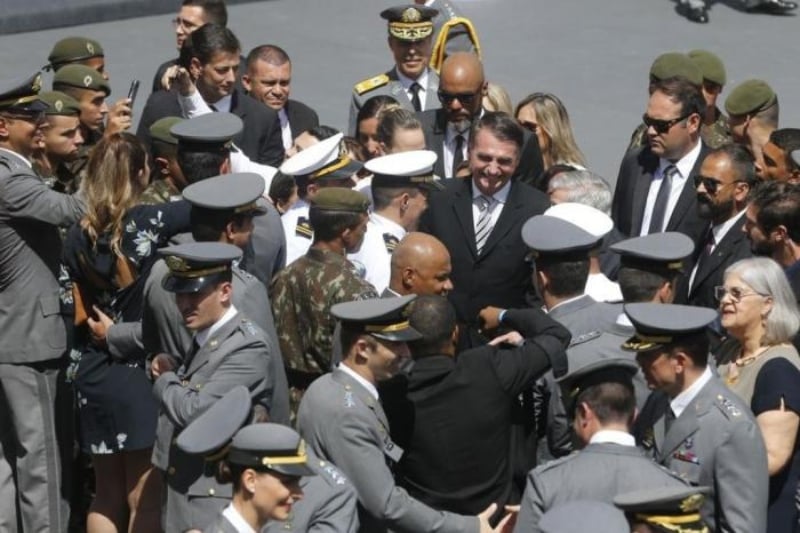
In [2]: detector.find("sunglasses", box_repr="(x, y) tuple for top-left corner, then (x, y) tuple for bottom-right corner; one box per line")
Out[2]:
(437, 90), (478, 106)
(693, 175), (743, 195)
(642, 113), (690, 134)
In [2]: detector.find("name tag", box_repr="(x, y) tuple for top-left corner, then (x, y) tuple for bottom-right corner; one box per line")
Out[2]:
(383, 436), (404, 463)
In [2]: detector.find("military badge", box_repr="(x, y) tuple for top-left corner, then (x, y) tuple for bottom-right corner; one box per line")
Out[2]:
(383, 233), (400, 253)
(295, 217), (313, 239)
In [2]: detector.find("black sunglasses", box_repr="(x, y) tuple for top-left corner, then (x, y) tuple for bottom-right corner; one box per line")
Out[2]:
(642, 113), (690, 134)
(693, 175), (743, 195)
(437, 90), (478, 105)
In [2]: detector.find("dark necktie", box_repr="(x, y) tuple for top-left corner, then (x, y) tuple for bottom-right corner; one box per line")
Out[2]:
(648, 165), (678, 234)
(691, 229), (716, 288)
(452, 134), (465, 177)
(409, 82), (422, 112)
(664, 406), (676, 434)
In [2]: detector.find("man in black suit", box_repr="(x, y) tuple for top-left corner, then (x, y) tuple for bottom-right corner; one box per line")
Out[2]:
(136, 24), (284, 167)
(417, 52), (543, 182)
(675, 144), (755, 310)
(612, 77), (709, 247)
(418, 112), (550, 348)
(242, 44), (319, 156)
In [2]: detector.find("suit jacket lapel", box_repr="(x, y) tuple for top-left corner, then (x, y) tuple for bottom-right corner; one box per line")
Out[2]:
(387, 67), (412, 109)
(690, 216), (745, 294)
(631, 151), (658, 235)
(452, 179), (479, 259)
(184, 313), (241, 377)
(667, 143), (707, 232)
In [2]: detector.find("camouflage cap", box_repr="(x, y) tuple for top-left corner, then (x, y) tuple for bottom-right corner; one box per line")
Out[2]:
(687, 49), (726, 86)
(724, 79), (776, 116)
(649, 52), (703, 86)
(38, 91), (81, 116)
(309, 187), (370, 213)
(149, 116), (183, 146)
(47, 37), (104, 70)
(52, 64), (110, 95)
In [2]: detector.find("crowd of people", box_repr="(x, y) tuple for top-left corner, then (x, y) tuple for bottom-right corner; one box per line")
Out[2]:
(2, 0), (800, 532)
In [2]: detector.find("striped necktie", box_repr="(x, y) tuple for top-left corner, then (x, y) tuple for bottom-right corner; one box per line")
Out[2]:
(475, 195), (494, 254)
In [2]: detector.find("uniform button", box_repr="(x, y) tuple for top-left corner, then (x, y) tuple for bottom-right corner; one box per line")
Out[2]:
(168, 467), (176, 475)
(208, 488), (215, 496)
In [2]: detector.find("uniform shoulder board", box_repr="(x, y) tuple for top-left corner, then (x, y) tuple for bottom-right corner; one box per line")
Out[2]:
(715, 393), (743, 419)
(234, 265), (255, 281)
(354, 74), (390, 96)
(295, 216), (313, 239)
(240, 318), (259, 337)
(383, 233), (400, 253)
(568, 330), (602, 348)
(317, 460), (349, 486)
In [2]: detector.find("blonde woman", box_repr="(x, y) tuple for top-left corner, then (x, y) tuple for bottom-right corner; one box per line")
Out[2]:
(515, 92), (586, 173)
(482, 82), (513, 114)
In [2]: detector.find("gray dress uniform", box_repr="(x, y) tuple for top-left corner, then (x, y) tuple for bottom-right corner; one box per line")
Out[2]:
(0, 71), (85, 532)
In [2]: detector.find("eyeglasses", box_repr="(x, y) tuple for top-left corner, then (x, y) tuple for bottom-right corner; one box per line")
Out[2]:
(642, 113), (690, 134)
(437, 90), (478, 106)
(693, 175), (743, 195)
(714, 285), (766, 302)
(171, 17), (201, 31)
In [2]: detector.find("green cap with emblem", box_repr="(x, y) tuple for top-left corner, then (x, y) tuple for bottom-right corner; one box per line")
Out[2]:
(160, 242), (242, 294)
(52, 64), (110, 95)
(724, 79), (776, 117)
(622, 303), (716, 352)
(366, 150), (443, 191)
(649, 52), (703, 86)
(38, 91), (81, 116)
(171, 112), (242, 152)
(615, 485), (711, 533)
(687, 49), (726, 87)
(280, 132), (363, 181)
(182, 173), (267, 216)
(611, 232), (695, 275)
(176, 386), (252, 460)
(0, 72), (47, 114)
(556, 358), (639, 415)
(310, 187), (370, 214)
(228, 423), (316, 477)
(149, 116), (183, 146)
(47, 37), (104, 71)
(332, 294), (422, 342)
(380, 5), (439, 42)
(539, 501), (629, 533)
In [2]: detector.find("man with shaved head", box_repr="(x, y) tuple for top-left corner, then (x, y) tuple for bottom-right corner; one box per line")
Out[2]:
(417, 52), (543, 183)
(386, 232), (454, 297)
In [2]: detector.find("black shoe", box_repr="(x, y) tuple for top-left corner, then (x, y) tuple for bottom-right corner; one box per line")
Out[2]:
(747, 0), (798, 13)
(684, 5), (710, 22)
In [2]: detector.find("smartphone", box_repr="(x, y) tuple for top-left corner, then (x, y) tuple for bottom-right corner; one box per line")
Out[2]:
(127, 80), (140, 107)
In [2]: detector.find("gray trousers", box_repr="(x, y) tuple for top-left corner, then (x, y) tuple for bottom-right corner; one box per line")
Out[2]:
(0, 362), (69, 533)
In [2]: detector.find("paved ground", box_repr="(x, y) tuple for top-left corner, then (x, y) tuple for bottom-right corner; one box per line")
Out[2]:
(0, 0), (796, 184)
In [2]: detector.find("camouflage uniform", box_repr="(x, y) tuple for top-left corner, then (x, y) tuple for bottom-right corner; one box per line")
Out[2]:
(627, 107), (733, 153)
(270, 248), (378, 413)
(139, 178), (180, 205)
(62, 128), (102, 191)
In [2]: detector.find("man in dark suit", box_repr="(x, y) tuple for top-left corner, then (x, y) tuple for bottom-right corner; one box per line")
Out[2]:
(136, 23), (284, 167)
(675, 144), (755, 310)
(417, 52), (543, 182)
(418, 111), (549, 348)
(242, 44), (319, 155)
(612, 77), (710, 247)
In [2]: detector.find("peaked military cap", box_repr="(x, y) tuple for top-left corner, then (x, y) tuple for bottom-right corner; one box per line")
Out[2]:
(228, 423), (317, 477)
(309, 187), (370, 213)
(171, 112), (243, 152)
(38, 91), (81, 116)
(160, 242), (242, 294)
(539, 501), (629, 533)
(182, 173), (266, 216)
(544, 202), (613, 240)
(522, 215), (599, 257)
(687, 49), (726, 86)
(47, 37), (104, 71)
(611, 232), (694, 273)
(280, 132), (363, 181)
(149, 116), (183, 146)
(366, 150), (443, 191)
(332, 295), (422, 342)
(176, 386), (251, 459)
(615, 485), (711, 533)
(380, 5), (439, 41)
(0, 72), (47, 114)
(622, 303), (716, 352)
(557, 358), (639, 414)
(52, 64), (110, 95)
(724, 79), (777, 117)
(649, 52), (703, 86)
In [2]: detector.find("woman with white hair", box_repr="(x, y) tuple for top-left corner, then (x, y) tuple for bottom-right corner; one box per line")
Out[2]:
(716, 256), (800, 533)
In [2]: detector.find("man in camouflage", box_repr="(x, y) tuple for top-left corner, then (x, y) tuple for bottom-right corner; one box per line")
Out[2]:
(33, 91), (85, 194)
(139, 116), (187, 204)
(270, 187), (378, 414)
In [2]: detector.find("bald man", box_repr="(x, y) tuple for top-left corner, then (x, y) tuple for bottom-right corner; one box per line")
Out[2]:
(417, 52), (543, 184)
(385, 232), (454, 297)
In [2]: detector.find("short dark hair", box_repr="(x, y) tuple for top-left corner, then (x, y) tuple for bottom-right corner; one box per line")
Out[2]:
(182, 0), (228, 26)
(667, 332), (709, 368)
(246, 44), (290, 69)
(651, 76), (706, 119)
(470, 111), (524, 151)
(371, 185), (419, 211)
(751, 181), (800, 242)
(179, 23), (240, 67)
(190, 206), (250, 242)
(537, 257), (590, 298)
(177, 146), (228, 183)
(618, 267), (675, 303)
(407, 295), (457, 357)
(343, 136), (368, 162)
(268, 171), (296, 206)
(576, 382), (636, 427)
(769, 129), (800, 168)
(706, 143), (758, 189)
(356, 95), (398, 127)
(310, 209), (364, 242)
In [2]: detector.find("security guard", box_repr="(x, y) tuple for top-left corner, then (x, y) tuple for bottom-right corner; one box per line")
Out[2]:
(626, 303), (768, 532)
(139, 116), (186, 204)
(348, 5), (442, 134)
(34, 90), (85, 194)
(348, 149), (442, 293)
(45, 36), (106, 77)
(615, 485), (711, 533)
(297, 296), (492, 533)
(279, 132), (363, 265)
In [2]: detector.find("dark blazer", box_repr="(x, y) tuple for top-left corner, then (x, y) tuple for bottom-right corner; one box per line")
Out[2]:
(285, 99), (320, 139)
(417, 108), (544, 185)
(418, 178), (549, 348)
(136, 88), (284, 167)
(383, 309), (569, 517)
(611, 142), (710, 247)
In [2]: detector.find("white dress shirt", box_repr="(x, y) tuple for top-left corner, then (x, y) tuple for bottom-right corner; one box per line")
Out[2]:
(670, 366), (713, 418)
(222, 503), (257, 533)
(443, 124), (469, 178)
(338, 362), (379, 400)
(278, 108), (292, 151)
(589, 429), (636, 447)
(396, 68), (430, 111)
(195, 305), (238, 348)
(471, 179), (510, 233)
(687, 210), (746, 290)
(585, 272), (623, 303)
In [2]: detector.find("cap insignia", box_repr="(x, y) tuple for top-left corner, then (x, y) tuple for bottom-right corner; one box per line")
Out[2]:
(679, 494), (704, 512)
(83, 75), (93, 88)
(32, 74), (42, 93)
(86, 42), (95, 55)
(402, 7), (422, 22)
(54, 100), (63, 112)
(166, 255), (190, 272)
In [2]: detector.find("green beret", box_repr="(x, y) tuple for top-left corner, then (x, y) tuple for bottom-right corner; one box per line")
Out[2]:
(310, 187), (370, 213)
(38, 91), (81, 116)
(47, 37), (104, 70)
(649, 52), (702, 86)
(724, 79), (776, 116)
(687, 49), (726, 86)
(149, 117), (183, 146)
(52, 64), (110, 95)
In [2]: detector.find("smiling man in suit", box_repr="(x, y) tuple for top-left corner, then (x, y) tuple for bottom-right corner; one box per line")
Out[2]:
(612, 77), (709, 247)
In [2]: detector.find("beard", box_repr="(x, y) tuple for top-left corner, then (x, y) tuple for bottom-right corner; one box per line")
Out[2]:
(696, 194), (733, 224)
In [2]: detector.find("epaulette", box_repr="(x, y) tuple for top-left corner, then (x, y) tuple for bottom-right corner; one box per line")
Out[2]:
(568, 330), (602, 348)
(354, 74), (390, 96)
(234, 265), (256, 281)
(317, 459), (349, 486)
(240, 318), (259, 337)
(714, 393), (743, 419)
(383, 233), (400, 253)
(295, 216), (313, 239)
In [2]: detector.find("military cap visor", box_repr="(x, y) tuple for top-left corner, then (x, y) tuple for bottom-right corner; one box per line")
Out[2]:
(333, 295), (422, 342)
(557, 358), (639, 414)
(621, 303), (716, 352)
(160, 242), (241, 294)
(171, 112), (243, 150)
(176, 386), (251, 458)
(381, 5), (439, 41)
(367, 150), (444, 191)
(280, 133), (363, 181)
(228, 424), (317, 477)
(0, 73), (47, 114)
(615, 486), (710, 533)
(611, 232), (695, 273)
(183, 173), (267, 216)
(544, 202), (613, 240)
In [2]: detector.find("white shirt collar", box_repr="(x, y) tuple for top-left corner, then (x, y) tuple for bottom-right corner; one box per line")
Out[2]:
(338, 362), (379, 400)
(670, 366), (713, 418)
(659, 138), (702, 179)
(210, 93), (233, 113)
(195, 305), (238, 348)
(471, 178), (511, 205)
(589, 429), (636, 447)
(396, 67), (429, 90)
(547, 293), (586, 314)
(222, 503), (257, 533)
(616, 313), (633, 327)
(711, 210), (746, 247)
(0, 147), (31, 168)
(371, 212), (406, 238)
